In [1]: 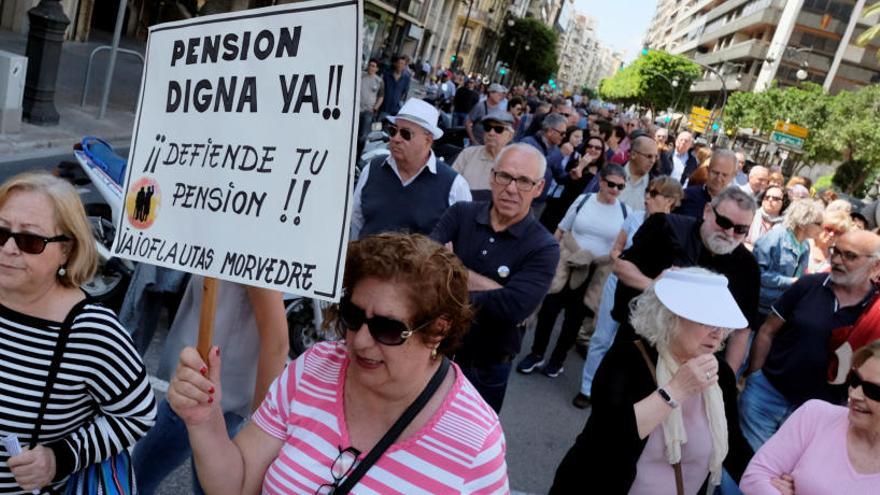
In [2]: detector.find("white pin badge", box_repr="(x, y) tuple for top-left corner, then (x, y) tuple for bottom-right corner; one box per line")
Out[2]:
(497, 265), (510, 278)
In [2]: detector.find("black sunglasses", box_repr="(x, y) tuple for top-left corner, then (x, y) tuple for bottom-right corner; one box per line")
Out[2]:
(338, 296), (431, 346)
(481, 121), (508, 134)
(0, 226), (70, 255)
(385, 125), (422, 141)
(712, 207), (750, 235)
(585, 144), (603, 151)
(315, 446), (361, 494)
(646, 189), (663, 198)
(848, 368), (880, 402)
(603, 178), (625, 191)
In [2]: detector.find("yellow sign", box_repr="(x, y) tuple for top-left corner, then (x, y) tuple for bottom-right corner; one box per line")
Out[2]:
(689, 106), (713, 133)
(774, 120), (809, 139)
(691, 106), (712, 117)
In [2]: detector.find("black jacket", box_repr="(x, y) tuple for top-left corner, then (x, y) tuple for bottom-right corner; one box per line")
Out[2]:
(658, 149), (699, 184)
(549, 337), (753, 494)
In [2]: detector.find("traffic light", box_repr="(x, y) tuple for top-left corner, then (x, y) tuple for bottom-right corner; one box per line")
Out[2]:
(500, 67), (507, 75)
(450, 55), (457, 62)
(664, 116), (671, 124)
(549, 79), (556, 88)
(641, 48), (649, 56)
(712, 123), (719, 131)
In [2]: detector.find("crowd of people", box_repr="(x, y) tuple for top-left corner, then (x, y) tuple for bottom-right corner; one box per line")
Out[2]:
(1, 59), (880, 495)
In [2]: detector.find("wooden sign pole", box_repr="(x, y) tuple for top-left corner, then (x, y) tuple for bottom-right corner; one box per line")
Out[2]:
(197, 277), (219, 362)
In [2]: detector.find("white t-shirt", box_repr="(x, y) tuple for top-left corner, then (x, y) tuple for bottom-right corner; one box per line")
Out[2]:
(558, 194), (628, 256)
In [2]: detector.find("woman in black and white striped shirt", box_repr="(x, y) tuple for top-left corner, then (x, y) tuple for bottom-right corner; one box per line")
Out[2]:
(0, 173), (156, 494)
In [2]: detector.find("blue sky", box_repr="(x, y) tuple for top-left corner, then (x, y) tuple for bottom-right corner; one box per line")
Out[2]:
(570, 0), (657, 62)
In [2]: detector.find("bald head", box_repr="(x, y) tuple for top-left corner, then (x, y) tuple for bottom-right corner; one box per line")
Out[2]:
(844, 230), (880, 258)
(675, 131), (693, 154)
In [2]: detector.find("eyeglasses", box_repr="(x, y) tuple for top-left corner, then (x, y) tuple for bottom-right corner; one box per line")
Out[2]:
(315, 446), (361, 494)
(481, 121), (509, 134)
(338, 297), (432, 346)
(0, 226), (70, 255)
(712, 207), (750, 235)
(824, 226), (846, 237)
(491, 169), (540, 191)
(848, 368), (880, 402)
(603, 179), (626, 191)
(646, 189), (664, 198)
(633, 150), (658, 161)
(548, 127), (566, 136)
(385, 125), (424, 141)
(763, 195), (784, 202)
(829, 245), (872, 263)
(585, 144), (603, 151)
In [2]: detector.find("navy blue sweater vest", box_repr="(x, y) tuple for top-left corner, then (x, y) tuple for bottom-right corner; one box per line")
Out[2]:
(360, 157), (458, 237)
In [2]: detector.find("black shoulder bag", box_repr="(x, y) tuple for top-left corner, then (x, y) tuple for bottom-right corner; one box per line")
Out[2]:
(334, 356), (450, 494)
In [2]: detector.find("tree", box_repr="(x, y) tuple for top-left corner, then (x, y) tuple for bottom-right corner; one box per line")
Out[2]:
(498, 18), (559, 84)
(856, 1), (880, 60)
(828, 84), (880, 195)
(598, 50), (700, 115)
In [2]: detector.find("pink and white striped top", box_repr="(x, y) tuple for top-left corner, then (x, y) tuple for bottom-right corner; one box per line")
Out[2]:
(252, 342), (510, 494)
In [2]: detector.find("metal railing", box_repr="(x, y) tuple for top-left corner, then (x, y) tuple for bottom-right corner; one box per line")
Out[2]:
(81, 45), (145, 110)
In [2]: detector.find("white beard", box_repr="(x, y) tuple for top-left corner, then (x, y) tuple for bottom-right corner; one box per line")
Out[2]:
(704, 232), (739, 255)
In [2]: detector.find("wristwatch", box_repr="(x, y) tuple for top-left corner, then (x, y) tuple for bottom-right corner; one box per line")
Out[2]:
(657, 387), (679, 409)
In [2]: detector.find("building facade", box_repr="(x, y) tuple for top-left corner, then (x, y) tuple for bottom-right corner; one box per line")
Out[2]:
(444, 0), (511, 75)
(643, 0), (880, 102)
(556, 10), (619, 94)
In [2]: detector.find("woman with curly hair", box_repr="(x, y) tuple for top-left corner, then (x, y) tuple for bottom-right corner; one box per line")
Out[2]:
(167, 233), (509, 494)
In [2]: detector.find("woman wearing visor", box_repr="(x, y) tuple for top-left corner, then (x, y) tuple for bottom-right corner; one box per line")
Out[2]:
(166, 233), (509, 494)
(550, 267), (752, 494)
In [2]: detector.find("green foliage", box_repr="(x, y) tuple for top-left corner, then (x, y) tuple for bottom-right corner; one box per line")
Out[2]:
(856, 2), (880, 60)
(826, 85), (880, 194)
(498, 18), (559, 83)
(598, 50), (700, 112)
(814, 174), (834, 191)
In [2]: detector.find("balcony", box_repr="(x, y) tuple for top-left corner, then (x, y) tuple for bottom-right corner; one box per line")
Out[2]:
(691, 72), (757, 93)
(699, 5), (782, 44)
(694, 39), (770, 66)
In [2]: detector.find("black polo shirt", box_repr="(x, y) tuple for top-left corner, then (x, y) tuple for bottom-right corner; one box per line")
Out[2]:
(431, 201), (559, 362)
(612, 213), (760, 338)
(763, 274), (876, 405)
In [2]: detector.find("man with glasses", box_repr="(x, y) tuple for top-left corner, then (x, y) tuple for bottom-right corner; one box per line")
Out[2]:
(350, 98), (471, 240)
(658, 131), (697, 183)
(612, 187), (760, 371)
(465, 83), (508, 146)
(616, 135), (656, 211)
(740, 229), (880, 450)
(675, 149), (738, 218)
(431, 143), (560, 412)
(521, 113), (568, 218)
(452, 110), (515, 201)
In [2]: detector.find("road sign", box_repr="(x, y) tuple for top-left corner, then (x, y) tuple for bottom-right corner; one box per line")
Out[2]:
(770, 131), (804, 149)
(774, 121), (809, 139)
(688, 106), (713, 133)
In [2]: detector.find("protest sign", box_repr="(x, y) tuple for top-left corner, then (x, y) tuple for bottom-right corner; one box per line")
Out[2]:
(112, 0), (361, 302)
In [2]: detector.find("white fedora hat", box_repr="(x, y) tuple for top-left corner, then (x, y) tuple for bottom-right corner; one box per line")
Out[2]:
(386, 98), (444, 139)
(654, 268), (747, 329)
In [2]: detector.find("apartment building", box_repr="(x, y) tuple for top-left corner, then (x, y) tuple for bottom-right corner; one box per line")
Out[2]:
(643, 0), (880, 102)
(557, 13), (598, 91)
(444, 0), (513, 74)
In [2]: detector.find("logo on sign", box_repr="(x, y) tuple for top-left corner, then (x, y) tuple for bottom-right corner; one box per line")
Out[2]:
(126, 177), (161, 229)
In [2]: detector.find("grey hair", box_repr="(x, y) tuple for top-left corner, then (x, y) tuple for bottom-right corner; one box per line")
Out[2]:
(783, 199), (825, 231)
(542, 113), (568, 131)
(709, 148), (738, 169)
(599, 163), (626, 181)
(748, 165), (769, 178)
(496, 143), (547, 179)
(629, 282), (680, 351)
(711, 186), (757, 214)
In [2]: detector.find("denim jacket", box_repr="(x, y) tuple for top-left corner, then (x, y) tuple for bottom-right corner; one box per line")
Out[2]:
(753, 224), (809, 314)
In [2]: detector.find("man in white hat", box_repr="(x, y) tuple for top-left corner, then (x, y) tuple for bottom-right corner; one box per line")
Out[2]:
(612, 187), (760, 371)
(465, 83), (508, 146)
(350, 98), (471, 240)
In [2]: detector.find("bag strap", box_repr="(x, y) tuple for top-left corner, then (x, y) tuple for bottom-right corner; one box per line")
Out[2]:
(334, 357), (450, 495)
(30, 298), (93, 449)
(575, 193), (593, 214)
(633, 340), (684, 495)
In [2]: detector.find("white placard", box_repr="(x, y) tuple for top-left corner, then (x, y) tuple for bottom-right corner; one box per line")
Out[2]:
(112, 0), (362, 302)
